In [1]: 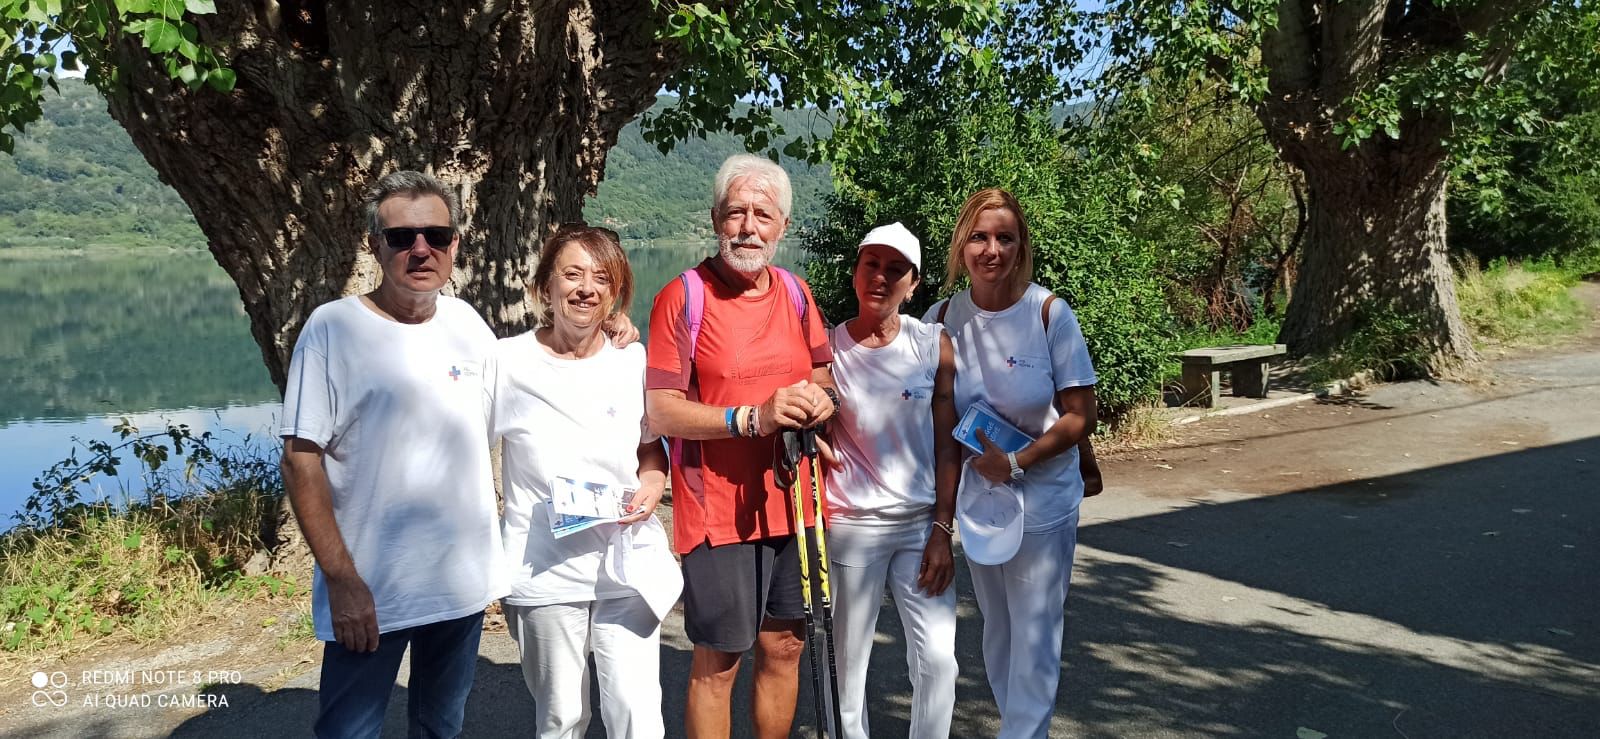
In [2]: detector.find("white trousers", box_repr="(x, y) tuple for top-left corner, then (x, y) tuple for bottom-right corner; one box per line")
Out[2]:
(504, 596), (664, 739)
(967, 511), (1079, 739)
(830, 518), (958, 739)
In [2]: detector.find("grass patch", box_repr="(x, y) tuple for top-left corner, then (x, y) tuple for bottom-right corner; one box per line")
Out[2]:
(1, 420), (295, 660)
(1458, 259), (1590, 346)
(1096, 404), (1175, 450)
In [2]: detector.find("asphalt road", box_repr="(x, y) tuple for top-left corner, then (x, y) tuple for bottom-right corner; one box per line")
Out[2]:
(9, 330), (1599, 738)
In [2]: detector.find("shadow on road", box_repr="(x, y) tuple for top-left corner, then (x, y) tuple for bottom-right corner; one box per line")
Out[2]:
(116, 436), (1598, 737)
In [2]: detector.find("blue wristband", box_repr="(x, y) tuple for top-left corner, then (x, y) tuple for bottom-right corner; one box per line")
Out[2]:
(724, 406), (737, 437)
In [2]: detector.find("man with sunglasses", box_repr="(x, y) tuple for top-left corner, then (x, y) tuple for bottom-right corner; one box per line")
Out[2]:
(279, 170), (502, 738)
(280, 171), (638, 737)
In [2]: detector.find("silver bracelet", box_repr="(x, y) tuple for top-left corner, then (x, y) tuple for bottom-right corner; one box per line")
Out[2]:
(931, 520), (955, 536)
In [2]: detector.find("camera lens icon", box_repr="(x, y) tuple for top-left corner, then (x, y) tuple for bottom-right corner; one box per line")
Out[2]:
(30, 671), (68, 707)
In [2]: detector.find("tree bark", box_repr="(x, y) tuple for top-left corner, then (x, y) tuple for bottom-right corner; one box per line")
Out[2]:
(1276, 152), (1476, 369)
(99, 1), (676, 391)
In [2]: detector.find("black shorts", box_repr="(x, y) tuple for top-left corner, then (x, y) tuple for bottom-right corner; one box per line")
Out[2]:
(681, 536), (804, 652)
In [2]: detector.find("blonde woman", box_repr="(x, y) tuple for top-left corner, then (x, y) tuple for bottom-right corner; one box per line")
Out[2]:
(924, 189), (1098, 739)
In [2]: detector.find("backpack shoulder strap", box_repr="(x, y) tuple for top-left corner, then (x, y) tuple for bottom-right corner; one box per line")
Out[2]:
(936, 299), (950, 324)
(771, 266), (808, 320)
(679, 268), (707, 364)
(1041, 293), (1058, 332)
(672, 268), (708, 472)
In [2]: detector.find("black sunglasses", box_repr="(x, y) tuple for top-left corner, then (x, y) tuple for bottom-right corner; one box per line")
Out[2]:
(380, 226), (456, 250)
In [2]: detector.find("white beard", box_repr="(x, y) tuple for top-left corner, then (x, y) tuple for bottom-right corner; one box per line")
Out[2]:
(719, 235), (776, 276)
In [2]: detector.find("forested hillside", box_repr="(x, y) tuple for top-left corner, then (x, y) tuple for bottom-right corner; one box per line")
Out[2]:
(0, 81), (833, 249)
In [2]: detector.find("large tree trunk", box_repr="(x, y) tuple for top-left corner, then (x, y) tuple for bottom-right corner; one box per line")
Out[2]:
(99, 2), (676, 390)
(1278, 157), (1477, 370)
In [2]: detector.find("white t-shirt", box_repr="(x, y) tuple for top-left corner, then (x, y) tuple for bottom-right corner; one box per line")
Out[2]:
(280, 295), (507, 641)
(924, 283), (1097, 532)
(826, 316), (943, 524)
(484, 335), (659, 607)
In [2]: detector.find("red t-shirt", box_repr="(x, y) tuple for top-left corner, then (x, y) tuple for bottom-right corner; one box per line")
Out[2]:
(646, 259), (833, 554)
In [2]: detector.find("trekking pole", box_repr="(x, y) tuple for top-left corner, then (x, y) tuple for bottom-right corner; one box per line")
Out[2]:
(803, 427), (845, 738)
(780, 429), (828, 739)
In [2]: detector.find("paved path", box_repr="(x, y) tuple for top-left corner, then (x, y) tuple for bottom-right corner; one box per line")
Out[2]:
(8, 318), (1599, 737)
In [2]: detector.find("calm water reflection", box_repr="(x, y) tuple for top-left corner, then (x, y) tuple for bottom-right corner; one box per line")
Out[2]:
(0, 244), (807, 520)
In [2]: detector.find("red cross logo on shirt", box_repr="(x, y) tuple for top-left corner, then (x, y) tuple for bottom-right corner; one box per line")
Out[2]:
(1005, 356), (1018, 368)
(449, 366), (461, 381)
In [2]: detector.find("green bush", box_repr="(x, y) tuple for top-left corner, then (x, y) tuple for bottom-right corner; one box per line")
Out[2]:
(803, 74), (1172, 417)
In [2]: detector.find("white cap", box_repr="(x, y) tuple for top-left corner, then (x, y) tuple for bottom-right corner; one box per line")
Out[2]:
(956, 461), (1024, 566)
(857, 222), (921, 273)
(603, 516), (683, 621)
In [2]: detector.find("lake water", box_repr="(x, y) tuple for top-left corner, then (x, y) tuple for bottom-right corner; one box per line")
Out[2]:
(0, 244), (807, 525)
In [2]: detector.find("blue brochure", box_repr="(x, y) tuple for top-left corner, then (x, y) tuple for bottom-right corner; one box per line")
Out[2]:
(953, 401), (1035, 454)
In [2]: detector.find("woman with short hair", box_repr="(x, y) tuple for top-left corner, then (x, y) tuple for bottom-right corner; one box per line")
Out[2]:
(485, 225), (679, 739)
(924, 189), (1099, 739)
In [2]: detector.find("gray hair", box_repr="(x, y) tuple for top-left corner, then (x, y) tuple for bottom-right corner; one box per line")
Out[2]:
(363, 170), (462, 235)
(712, 154), (792, 219)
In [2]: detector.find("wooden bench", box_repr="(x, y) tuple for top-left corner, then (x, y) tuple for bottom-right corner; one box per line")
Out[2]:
(1176, 344), (1288, 408)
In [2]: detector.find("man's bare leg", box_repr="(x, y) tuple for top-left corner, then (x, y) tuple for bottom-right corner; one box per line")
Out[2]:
(686, 645), (741, 739)
(753, 617), (806, 739)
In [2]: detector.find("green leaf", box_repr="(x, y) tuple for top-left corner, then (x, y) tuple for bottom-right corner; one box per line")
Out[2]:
(185, 0), (216, 12)
(60, 50), (78, 70)
(156, 0), (184, 17)
(116, 0), (153, 14)
(206, 67), (235, 92)
(144, 19), (182, 54)
(123, 531), (143, 549)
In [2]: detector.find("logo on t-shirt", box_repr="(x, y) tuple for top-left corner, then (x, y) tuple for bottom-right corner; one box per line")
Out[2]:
(1005, 355), (1043, 371)
(901, 388), (930, 400)
(448, 362), (481, 382)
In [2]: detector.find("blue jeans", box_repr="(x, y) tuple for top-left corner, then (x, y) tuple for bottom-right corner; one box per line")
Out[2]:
(315, 610), (485, 738)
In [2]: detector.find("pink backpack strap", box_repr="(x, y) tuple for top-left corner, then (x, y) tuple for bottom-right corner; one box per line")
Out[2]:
(671, 268), (707, 471)
(679, 268), (707, 365)
(771, 266), (808, 323)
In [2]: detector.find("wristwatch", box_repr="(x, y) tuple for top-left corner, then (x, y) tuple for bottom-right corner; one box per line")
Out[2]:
(1006, 451), (1024, 481)
(821, 385), (842, 418)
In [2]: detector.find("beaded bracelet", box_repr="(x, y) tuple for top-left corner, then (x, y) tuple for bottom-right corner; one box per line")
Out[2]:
(745, 405), (759, 438)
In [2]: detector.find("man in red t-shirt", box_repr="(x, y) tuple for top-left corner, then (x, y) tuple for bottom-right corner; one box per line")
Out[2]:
(646, 154), (838, 739)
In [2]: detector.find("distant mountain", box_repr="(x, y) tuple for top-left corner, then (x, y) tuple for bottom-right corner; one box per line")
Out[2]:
(0, 81), (835, 249)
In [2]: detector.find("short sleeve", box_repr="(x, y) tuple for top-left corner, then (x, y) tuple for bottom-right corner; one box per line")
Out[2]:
(279, 315), (336, 446)
(1047, 300), (1098, 390)
(645, 275), (690, 392)
(797, 278), (833, 366)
